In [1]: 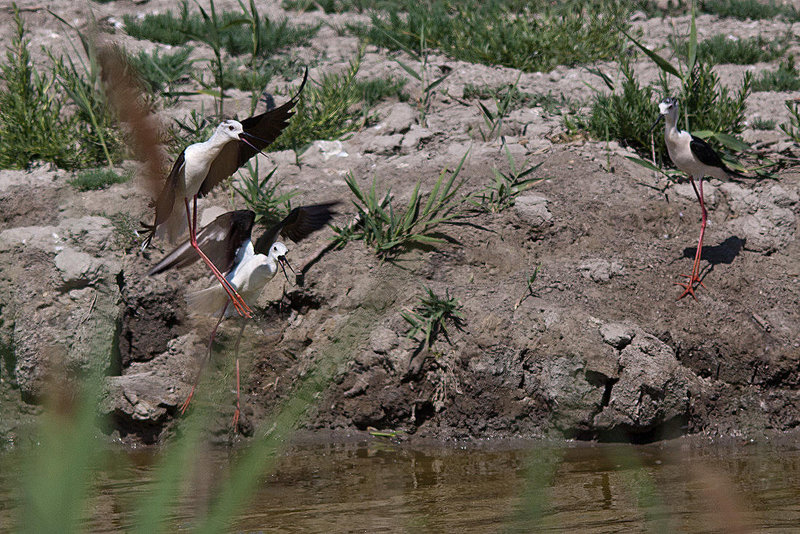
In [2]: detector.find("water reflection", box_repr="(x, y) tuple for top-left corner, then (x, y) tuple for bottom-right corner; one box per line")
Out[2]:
(3, 438), (800, 531)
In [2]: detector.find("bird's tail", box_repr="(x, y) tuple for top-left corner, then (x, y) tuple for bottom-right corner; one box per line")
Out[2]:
(157, 206), (189, 245)
(186, 284), (230, 318)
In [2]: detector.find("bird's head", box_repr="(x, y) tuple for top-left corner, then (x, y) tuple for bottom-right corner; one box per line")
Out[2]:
(658, 97), (678, 117)
(650, 97), (678, 132)
(217, 119), (245, 141)
(270, 242), (293, 281)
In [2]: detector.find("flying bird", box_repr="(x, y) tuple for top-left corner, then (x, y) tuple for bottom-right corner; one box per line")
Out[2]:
(652, 96), (743, 301)
(141, 69), (309, 317)
(148, 202), (339, 426)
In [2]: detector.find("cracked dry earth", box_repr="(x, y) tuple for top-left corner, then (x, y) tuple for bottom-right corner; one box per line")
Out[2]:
(0, 0), (799, 445)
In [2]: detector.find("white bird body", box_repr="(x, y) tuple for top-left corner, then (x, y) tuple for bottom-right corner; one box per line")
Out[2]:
(660, 102), (727, 181)
(187, 240), (288, 317)
(157, 121), (245, 244)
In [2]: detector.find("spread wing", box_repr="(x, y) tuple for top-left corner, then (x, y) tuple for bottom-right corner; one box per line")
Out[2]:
(254, 202), (339, 255)
(140, 151), (184, 247)
(148, 210), (255, 276)
(690, 135), (726, 169)
(198, 68), (309, 197)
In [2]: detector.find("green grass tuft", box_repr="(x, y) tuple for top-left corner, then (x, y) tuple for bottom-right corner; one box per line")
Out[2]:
(68, 168), (131, 191)
(231, 162), (296, 226)
(753, 57), (800, 92)
(272, 52), (367, 151)
(0, 6), (77, 169)
(333, 152), (469, 259)
(750, 117), (775, 130)
(127, 46), (195, 99)
(700, 0), (800, 21)
(357, 0), (631, 73)
(122, 2), (318, 57)
(402, 286), (465, 348)
(672, 33), (789, 65)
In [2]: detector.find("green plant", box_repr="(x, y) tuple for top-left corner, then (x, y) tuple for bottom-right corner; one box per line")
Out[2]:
(68, 168), (131, 191)
(231, 162), (297, 225)
(388, 25), (451, 127)
(672, 33), (789, 65)
(169, 108), (216, 149)
(699, 0), (800, 21)
(109, 211), (141, 253)
(186, 0), (236, 117)
(751, 117), (776, 130)
(282, 0), (379, 12)
(514, 265), (541, 310)
(753, 57), (800, 92)
(472, 145), (545, 213)
(127, 46), (195, 101)
(48, 11), (126, 167)
(333, 152), (468, 258)
(272, 50), (367, 151)
(358, 0), (631, 73)
(463, 84), (578, 116)
(402, 286), (465, 347)
(780, 100), (800, 143)
(476, 73), (522, 140)
(0, 5), (76, 169)
(357, 75), (409, 108)
(584, 56), (660, 158)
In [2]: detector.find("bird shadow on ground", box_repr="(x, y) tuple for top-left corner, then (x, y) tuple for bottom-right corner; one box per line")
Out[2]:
(683, 235), (745, 266)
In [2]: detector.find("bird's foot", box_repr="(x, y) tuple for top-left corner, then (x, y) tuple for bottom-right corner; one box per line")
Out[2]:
(675, 273), (706, 301)
(228, 290), (253, 319)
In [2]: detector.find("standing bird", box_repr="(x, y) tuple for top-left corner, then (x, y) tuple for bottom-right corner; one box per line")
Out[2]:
(148, 202), (339, 426)
(141, 69), (308, 317)
(652, 97), (742, 301)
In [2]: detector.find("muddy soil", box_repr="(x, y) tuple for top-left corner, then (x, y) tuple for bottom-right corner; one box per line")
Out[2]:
(0, 0), (799, 446)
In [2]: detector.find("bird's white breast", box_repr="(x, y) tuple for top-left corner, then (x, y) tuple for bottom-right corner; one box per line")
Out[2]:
(228, 253), (278, 304)
(182, 134), (231, 197)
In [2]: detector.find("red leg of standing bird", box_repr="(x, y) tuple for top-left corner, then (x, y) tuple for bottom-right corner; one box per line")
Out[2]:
(183, 197), (253, 318)
(677, 176), (708, 300)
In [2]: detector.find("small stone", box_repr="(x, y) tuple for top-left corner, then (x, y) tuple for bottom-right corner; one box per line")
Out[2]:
(381, 103), (416, 134)
(599, 322), (635, 349)
(401, 125), (433, 150)
(514, 194), (553, 229)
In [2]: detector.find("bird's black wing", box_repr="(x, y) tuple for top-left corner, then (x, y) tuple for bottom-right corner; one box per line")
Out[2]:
(690, 135), (726, 169)
(148, 210), (255, 276)
(140, 151), (184, 248)
(254, 201), (339, 255)
(198, 68), (309, 197)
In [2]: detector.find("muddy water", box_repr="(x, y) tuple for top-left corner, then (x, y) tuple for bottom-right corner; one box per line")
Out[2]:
(3, 438), (800, 532)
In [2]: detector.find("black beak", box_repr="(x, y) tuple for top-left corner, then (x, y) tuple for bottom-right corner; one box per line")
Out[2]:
(649, 114), (664, 134)
(239, 132), (268, 157)
(277, 255), (294, 282)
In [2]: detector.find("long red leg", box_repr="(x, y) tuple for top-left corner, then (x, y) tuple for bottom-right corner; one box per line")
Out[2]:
(180, 302), (228, 415)
(232, 359), (241, 430)
(677, 176), (707, 301)
(184, 197), (253, 318)
(231, 322), (246, 431)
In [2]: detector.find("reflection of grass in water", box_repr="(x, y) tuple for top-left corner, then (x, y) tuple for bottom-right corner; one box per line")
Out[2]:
(15, 279), (396, 531)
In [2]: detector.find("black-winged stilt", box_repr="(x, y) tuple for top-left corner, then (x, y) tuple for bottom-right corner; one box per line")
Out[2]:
(141, 69), (309, 317)
(653, 96), (742, 301)
(149, 202), (338, 426)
